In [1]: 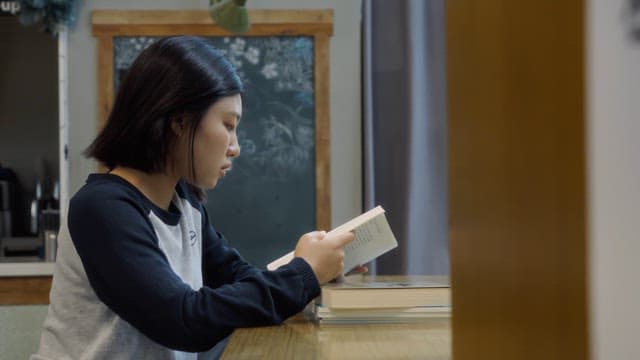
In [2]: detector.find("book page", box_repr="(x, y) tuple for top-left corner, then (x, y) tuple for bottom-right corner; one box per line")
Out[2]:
(267, 251), (295, 270)
(267, 206), (397, 272)
(327, 206), (385, 236)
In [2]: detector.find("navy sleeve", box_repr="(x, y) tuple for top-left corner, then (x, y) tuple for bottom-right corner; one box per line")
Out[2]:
(200, 205), (318, 292)
(68, 188), (320, 352)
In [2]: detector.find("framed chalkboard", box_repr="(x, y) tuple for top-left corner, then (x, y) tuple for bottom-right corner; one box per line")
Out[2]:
(92, 10), (333, 268)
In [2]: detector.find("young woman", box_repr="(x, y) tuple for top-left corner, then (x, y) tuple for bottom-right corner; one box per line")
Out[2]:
(32, 36), (356, 360)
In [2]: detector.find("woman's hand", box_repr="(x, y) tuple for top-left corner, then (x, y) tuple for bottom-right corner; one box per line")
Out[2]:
(294, 231), (355, 284)
(347, 265), (369, 275)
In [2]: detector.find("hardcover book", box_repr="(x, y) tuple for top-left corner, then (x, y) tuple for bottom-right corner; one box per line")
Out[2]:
(319, 275), (451, 309)
(313, 305), (451, 324)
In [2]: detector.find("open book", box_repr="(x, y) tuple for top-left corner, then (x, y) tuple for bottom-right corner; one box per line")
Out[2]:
(266, 206), (398, 273)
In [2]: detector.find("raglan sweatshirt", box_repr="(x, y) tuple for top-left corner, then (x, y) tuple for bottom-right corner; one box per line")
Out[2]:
(31, 173), (320, 360)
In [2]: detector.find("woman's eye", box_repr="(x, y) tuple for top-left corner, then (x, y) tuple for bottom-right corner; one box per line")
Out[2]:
(224, 123), (235, 131)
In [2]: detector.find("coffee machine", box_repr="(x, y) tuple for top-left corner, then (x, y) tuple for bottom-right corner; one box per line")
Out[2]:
(0, 180), (12, 238)
(0, 165), (18, 238)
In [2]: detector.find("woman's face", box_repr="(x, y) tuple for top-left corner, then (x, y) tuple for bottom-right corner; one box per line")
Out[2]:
(175, 94), (242, 189)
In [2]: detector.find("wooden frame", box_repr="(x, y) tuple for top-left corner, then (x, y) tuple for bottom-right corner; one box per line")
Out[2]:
(91, 9), (333, 231)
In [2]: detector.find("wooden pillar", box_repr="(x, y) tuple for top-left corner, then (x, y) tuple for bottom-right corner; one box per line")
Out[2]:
(447, 1), (588, 359)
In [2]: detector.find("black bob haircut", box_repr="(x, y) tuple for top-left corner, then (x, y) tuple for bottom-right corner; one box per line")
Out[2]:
(85, 35), (244, 178)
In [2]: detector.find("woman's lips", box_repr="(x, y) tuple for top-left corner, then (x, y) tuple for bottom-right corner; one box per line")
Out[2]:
(220, 164), (232, 177)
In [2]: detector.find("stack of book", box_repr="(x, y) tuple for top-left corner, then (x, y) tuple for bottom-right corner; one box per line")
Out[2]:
(267, 205), (451, 324)
(312, 275), (451, 324)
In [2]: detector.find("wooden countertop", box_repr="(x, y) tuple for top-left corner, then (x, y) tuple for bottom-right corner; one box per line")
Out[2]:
(220, 314), (451, 359)
(0, 261), (54, 304)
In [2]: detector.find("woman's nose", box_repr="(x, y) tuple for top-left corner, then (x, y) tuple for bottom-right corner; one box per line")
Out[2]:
(227, 140), (241, 158)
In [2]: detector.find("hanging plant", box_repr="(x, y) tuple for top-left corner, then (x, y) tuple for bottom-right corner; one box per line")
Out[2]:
(209, 0), (250, 34)
(17, 0), (80, 37)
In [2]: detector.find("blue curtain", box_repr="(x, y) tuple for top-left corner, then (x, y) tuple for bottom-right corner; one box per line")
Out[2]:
(362, 0), (449, 275)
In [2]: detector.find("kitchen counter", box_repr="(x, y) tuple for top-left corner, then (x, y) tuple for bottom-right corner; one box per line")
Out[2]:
(0, 262), (54, 277)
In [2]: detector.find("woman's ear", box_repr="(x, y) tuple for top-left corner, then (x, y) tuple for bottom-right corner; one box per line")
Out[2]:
(170, 116), (185, 136)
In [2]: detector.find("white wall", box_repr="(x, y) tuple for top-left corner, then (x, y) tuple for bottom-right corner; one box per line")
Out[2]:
(0, 305), (49, 358)
(68, 0), (362, 227)
(587, 0), (640, 359)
